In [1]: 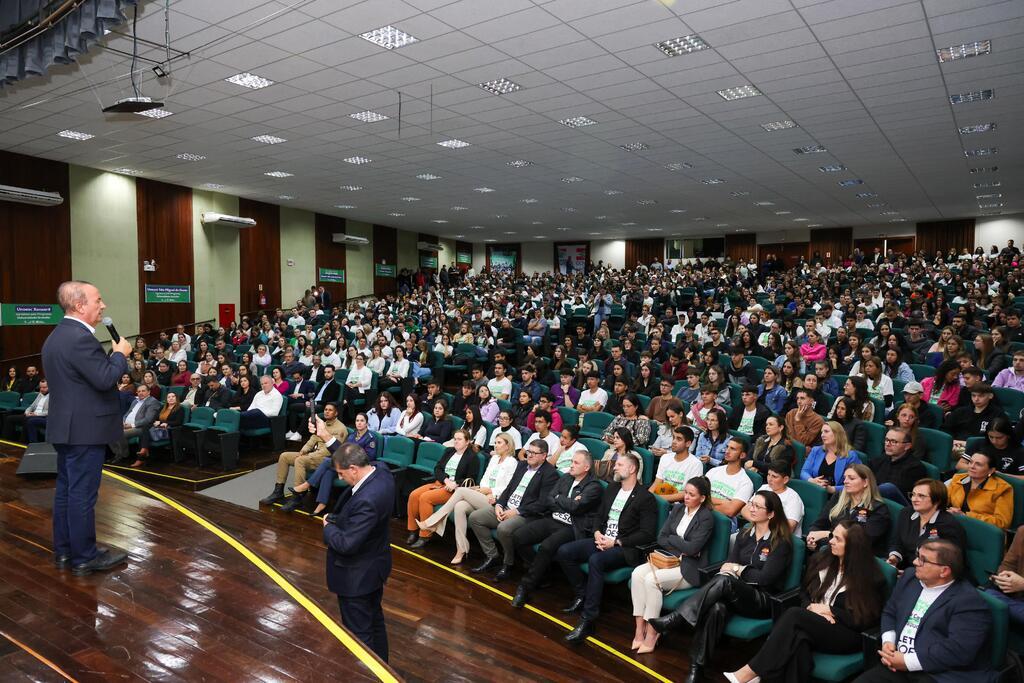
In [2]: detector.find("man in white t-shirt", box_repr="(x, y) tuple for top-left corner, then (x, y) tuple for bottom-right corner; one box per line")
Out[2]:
(520, 411), (560, 461)
(743, 460), (804, 536)
(650, 426), (703, 504)
(706, 437), (754, 529)
(578, 371), (609, 413)
(487, 361), (513, 401)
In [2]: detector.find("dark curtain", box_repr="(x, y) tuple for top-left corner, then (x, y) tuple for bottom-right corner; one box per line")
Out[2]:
(808, 227), (852, 265)
(625, 238), (664, 270)
(916, 219), (974, 255)
(0, 0), (138, 86)
(724, 234), (756, 262)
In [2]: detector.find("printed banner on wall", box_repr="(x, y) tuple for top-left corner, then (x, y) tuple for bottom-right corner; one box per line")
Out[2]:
(144, 284), (191, 304)
(489, 247), (517, 274)
(0, 303), (62, 326)
(420, 254), (438, 269)
(557, 244), (587, 274)
(374, 263), (396, 277)
(456, 252), (472, 265)
(318, 267), (346, 283)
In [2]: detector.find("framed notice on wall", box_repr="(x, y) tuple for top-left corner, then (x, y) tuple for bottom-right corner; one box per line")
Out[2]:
(420, 254), (438, 269)
(0, 304), (62, 326)
(144, 284), (191, 304)
(318, 267), (345, 283)
(374, 263), (396, 277)
(456, 252), (472, 265)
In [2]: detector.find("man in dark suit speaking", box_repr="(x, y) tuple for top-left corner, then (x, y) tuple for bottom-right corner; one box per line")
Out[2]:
(41, 281), (131, 576)
(313, 417), (394, 662)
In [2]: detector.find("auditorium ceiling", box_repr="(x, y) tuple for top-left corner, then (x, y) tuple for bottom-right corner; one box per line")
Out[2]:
(0, 0), (1021, 242)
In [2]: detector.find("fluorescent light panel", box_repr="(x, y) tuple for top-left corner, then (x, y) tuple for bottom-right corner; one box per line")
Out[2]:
(665, 162), (694, 171)
(437, 139), (470, 149)
(717, 85), (761, 100)
(937, 40), (991, 63)
(559, 116), (597, 128)
(344, 156), (372, 164)
(620, 141), (649, 151)
(350, 111), (388, 122)
(251, 134), (286, 144)
(507, 160), (533, 167)
(561, 176), (583, 183)
(360, 26), (417, 50)
(264, 171), (293, 177)
(959, 123), (995, 134)
(226, 72), (273, 89)
(838, 179), (864, 187)
(136, 108), (173, 119)
(58, 129), (93, 140)
(339, 185), (362, 191)
(417, 173), (441, 180)
(964, 148), (996, 157)
(761, 120), (797, 131)
(176, 153), (206, 161)
(950, 89), (993, 104)
(819, 164), (846, 173)
(655, 34), (710, 56)
(479, 77), (521, 95)
(793, 144), (827, 154)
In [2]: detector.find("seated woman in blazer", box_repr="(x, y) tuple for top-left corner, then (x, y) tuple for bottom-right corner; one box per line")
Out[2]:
(806, 464), (892, 557)
(726, 520), (886, 683)
(630, 476), (715, 654)
(800, 420), (862, 496)
(649, 489), (794, 683)
(746, 415), (796, 475)
(405, 429), (478, 548)
(886, 478), (966, 570)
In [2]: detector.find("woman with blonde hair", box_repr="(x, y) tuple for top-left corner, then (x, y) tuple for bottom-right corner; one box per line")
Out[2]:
(805, 464), (891, 556)
(417, 432), (519, 564)
(799, 421), (862, 496)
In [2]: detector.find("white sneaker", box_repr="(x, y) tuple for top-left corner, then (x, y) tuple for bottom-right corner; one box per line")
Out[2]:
(286, 431), (301, 441)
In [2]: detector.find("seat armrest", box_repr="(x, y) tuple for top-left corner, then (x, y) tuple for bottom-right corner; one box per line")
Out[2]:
(698, 562), (725, 584)
(768, 588), (802, 619)
(861, 628), (881, 664)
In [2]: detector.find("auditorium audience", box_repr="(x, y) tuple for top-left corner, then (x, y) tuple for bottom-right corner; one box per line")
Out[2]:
(886, 479), (966, 571)
(807, 464), (891, 556)
(946, 450), (1013, 529)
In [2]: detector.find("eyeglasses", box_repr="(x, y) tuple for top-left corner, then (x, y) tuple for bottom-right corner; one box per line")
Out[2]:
(527, 449), (543, 456)
(747, 501), (766, 511)
(914, 552), (947, 567)
(884, 438), (911, 445)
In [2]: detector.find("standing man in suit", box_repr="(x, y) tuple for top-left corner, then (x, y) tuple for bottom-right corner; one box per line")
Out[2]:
(314, 416), (394, 662)
(110, 384), (161, 463)
(42, 281), (131, 576)
(854, 539), (995, 683)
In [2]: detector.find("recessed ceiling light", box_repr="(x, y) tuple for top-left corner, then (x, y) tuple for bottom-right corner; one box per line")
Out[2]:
(594, 216), (607, 220)
(969, 166), (998, 173)
(868, 203), (887, 208)
(774, 210), (791, 215)
(715, 224), (729, 228)
(454, 234), (464, 238)
(360, 25), (418, 50)
(176, 153), (206, 161)
(950, 89), (993, 104)
(880, 210), (900, 216)
(264, 171), (293, 178)
(793, 218), (809, 222)
(620, 222), (637, 226)
(589, 232), (601, 235)
(201, 183), (224, 190)
(620, 141), (649, 152)
(959, 123), (996, 134)
(808, 224), (823, 228)
(136, 108), (173, 119)
(401, 196), (420, 202)
(450, 205), (468, 211)
(278, 195), (295, 200)
(431, 219), (448, 224)
(561, 176), (583, 183)
(655, 34), (710, 56)
(603, 189), (622, 195)
(485, 238), (497, 242)
(964, 148), (996, 157)
(556, 227), (570, 231)
(502, 231), (516, 235)
(669, 209), (687, 213)
(417, 173), (441, 180)
(438, 139), (470, 149)
(973, 181), (1000, 189)
(344, 156), (372, 164)
(730, 191), (750, 197)
(562, 207), (577, 213)
(226, 72), (274, 89)
(495, 214), (507, 219)
(937, 40), (991, 63)
(754, 201), (775, 206)
(112, 167), (141, 175)
(647, 228), (664, 231)
(701, 178), (725, 184)
(761, 120), (797, 131)
(57, 129), (93, 140)
(387, 212), (405, 217)
(350, 111), (388, 123)
(889, 218), (908, 223)
(532, 221), (544, 225)
(976, 193), (1002, 199)
(521, 198), (538, 204)
(251, 134), (286, 144)
(838, 179), (864, 187)
(693, 216), (708, 221)
(507, 159), (533, 167)
(717, 85), (761, 100)
(980, 211), (1003, 216)
(637, 199), (657, 205)
(665, 162), (694, 171)
(335, 204), (355, 209)
(979, 202), (1003, 208)
(339, 185), (362, 191)
(819, 164), (846, 173)
(473, 187), (494, 193)
(559, 116), (597, 128)
(468, 226), (484, 229)
(793, 144), (828, 154)
(479, 77), (521, 95)
(856, 192), (877, 198)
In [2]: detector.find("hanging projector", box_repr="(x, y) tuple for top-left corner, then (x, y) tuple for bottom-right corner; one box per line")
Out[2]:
(102, 96), (164, 113)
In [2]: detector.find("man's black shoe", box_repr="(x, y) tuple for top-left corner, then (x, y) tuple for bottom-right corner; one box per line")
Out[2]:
(493, 566), (513, 582)
(511, 585), (529, 608)
(405, 532), (418, 546)
(471, 556), (500, 573)
(260, 484), (286, 505)
(71, 549), (127, 576)
(684, 664), (703, 683)
(54, 553), (70, 569)
(564, 619), (595, 644)
(561, 597), (584, 614)
(280, 494), (305, 512)
(409, 537), (430, 550)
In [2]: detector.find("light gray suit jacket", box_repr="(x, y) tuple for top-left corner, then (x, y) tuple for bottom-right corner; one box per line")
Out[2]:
(123, 396), (162, 429)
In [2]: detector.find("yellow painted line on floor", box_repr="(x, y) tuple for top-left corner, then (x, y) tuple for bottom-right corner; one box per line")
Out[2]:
(103, 464), (252, 484)
(0, 439), (27, 448)
(101, 469), (397, 683)
(0, 629), (80, 682)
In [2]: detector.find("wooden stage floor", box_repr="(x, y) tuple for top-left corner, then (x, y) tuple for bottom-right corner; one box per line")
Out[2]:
(0, 444), (749, 682)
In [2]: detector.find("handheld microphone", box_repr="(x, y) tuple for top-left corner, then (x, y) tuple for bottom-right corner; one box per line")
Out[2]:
(102, 316), (121, 343)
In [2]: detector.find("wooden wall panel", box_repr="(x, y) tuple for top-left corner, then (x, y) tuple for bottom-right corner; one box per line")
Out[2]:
(854, 236), (917, 258)
(314, 213), (347, 307)
(917, 219), (974, 255)
(418, 232), (437, 274)
(724, 233), (757, 262)
(372, 224), (398, 297)
(808, 227), (852, 265)
(758, 242), (809, 269)
(136, 179), (194, 336)
(0, 151), (72, 368)
(238, 199), (281, 314)
(625, 238), (664, 270)
(455, 240), (474, 270)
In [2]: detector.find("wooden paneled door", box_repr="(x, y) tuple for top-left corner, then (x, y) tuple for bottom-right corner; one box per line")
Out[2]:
(758, 242), (809, 268)
(136, 179), (194, 336)
(238, 199), (281, 314)
(314, 214), (347, 307)
(372, 224), (398, 297)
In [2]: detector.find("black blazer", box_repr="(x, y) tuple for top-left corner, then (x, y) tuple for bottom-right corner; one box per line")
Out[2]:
(887, 507), (967, 569)
(870, 453), (927, 498)
(657, 505), (715, 586)
(314, 379), (341, 408)
(432, 447), (477, 485)
(497, 460), (559, 519)
(811, 493), (892, 557)
(546, 472), (604, 540)
(749, 437), (796, 474)
(41, 318), (128, 445)
(161, 406), (186, 429)
(730, 527), (793, 592)
(324, 463), (395, 598)
(840, 417), (868, 453)
(595, 482), (658, 566)
(196, 385), (232, 411)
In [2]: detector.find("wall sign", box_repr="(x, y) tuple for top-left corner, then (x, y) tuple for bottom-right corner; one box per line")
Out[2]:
(144, 284), (191, 304)
(374, 263), (396, 277)
(318, 267), (346, 283)
(0, 303), (62, 326)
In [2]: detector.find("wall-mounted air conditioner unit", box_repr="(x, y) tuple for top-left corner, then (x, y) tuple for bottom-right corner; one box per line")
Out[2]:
(0, 184), (64, 206)
(333, 233), (370, 245)
(201, 212), (256, 228)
